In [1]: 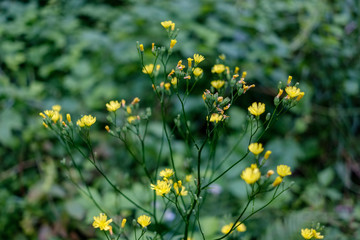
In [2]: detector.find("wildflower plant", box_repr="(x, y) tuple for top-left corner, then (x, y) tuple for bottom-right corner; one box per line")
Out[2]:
(39, 21), (318, 239)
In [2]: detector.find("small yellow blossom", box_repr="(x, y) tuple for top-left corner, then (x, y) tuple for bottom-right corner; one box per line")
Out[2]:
(170, 39), (177, 49)
(236, 223), (246, 232)
(301, 228), (313, 239)
(185, 174), (193, 182)
(272, 176), (283, 187)
(217, 96), (223, 102)
(243, 84), (255, 93)
(66, 113), (71, 122)
(52, 105), (61, 112)
(221, 223), (233, 234)
(42, 122), (48, 128)
(241, 164), (261, 184)
(287, 75), (292, 85)
(248, 102), (265, 116)
(121, 218), (127, 228)
(211, 80), (225, 89)
(131, 97), (140, 105)
(171, 77), (178, 85)
(242, 71), (247, 78)
(127, 116), (137, 124)
(187, 58), (193, 68)
(209, 113), (224, 123)
(312, 229), (324, 239)
(39, 112), (46, 118)
(248, 143), (264, 155)
(234, 67), (240, 74)
(161, 20), (174, 29)
(105, 125), (110, 132)
(77, 115), (96, 127)
(285, 86), (304, 98)
(160, 168), (174, 179)
(106, 100), (121, 112)
(164, 82), (171, 90)
(266, 170), (275, 177)
(297, 92), (305, 101)
(193, 67), (203, 77)
(44, 110), (55, 118)
(139, 44), (144, 51)
(277, 165), (292, 177)
(137, 215), (151, 228)
(212, 64), (226, 74)
(151, 180), (172, 196)
(193, 54), (205, 65)
(126, 106), (132, 114)
(264, 150), (272, 160)
(156, 64), (161, 71)
(142, 64), (154, 75)
(174, 181), (188, 196)
(276, 89), (284, 98)
(152, 42), (155, 51)
(93, 213), (112, 231)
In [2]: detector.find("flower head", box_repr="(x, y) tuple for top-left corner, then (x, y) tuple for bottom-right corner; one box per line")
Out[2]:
(137, 215), (151, 228)
(142, 64), (154, 75)
(272, 176), (283, 187)
(93, 213), (113, 231)
(241, 164), (261, 184)
(121, 218), (127, 228)
(248, 143), (264, 155)
(159, 168), (174, 179)
(277, 165), (292, 177)
(151, 180), (172, 196)
(236, 223), (246, 232)
(127, 116), (138, 124)
(77, 115), (96, 127)
(52, 105), (61, 112)
(209, 113), (224, 123)
(193, 54), (205, 65)
(106, 100), (121, 112)
(193, 67), (203, 77)
(264, 150), (272, 160)
(248, 102), (265, 116)
(221, 223), (234, 234)
(212, 64), (225, 74)
(301, 228), (313, 239)
(170, 39), (177, 49)
(161, 20), (174, 29)
(211, 80), (225, 89)
(174, 181), (188, 196)
(312, 229), (324, 239)
(285, 86), (304, 98)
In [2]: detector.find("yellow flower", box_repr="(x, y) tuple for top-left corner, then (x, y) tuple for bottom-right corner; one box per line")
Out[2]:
(137, 215), (151, 228)
(272, 176), (283, 187)
(170, 39), (177, 49)
(77, 115), (96, 127)
(297, 92), (305, 101)
(44, 110), (60, 123)
(171, 77), (178, 85)
(66, 113), (71, 122)
(212, 64), (225, 74)
(121, 218), (127, 228)
(142, 64), (154, 74)
(187, 58), (193, 68)
(159, 168), (174, 179)
(93, 213), (112, 231)
(287, 75), (292, 85)
(236, 223), (246, 232)
(131, 97), (140, 105)
(161, 20), (174, 29)
(173, 181), (188, 196)
(248, 143), (264, 155)
(276, 89), (284, 98)
(126, 106), (132, 114)
(127, 116), (137, 124)
(211, 80), (225, 89)
(164, 82), (171, 90)
(248, 102), (265, 116)
(301, 228), (313, 239)
(150, 180), (172, 196)
(193, 54), (205, 65)
(312, 229), (324, 239)
(106, 100), (121, 112)
(105, 125), (110, 132)
(42, 122), (48, 128)
(277, 165), (292, 177)
(193, 67), (203, 77)
(51, 111), (60, 123)
(241, 164), (261, 184)
(264, 150), (272, 160)
(139, 44), (144, 52)
(209, 113), (224, 123)
(285, 86), (304, 98)
(221, 223), (233, 234)
(266, 170), (275, 177)
(52, 105), (61, 112)
(185, 174), (193, 182)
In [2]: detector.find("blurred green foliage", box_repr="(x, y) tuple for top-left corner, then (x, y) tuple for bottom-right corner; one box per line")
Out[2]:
(0, 0), (359, 239)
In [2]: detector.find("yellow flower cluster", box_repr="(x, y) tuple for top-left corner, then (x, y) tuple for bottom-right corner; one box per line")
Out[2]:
(301, 228), (324, 239)
(221, 222), (246, 234)
(150, 169), (189, 197)
(241, 164), (261, 184)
